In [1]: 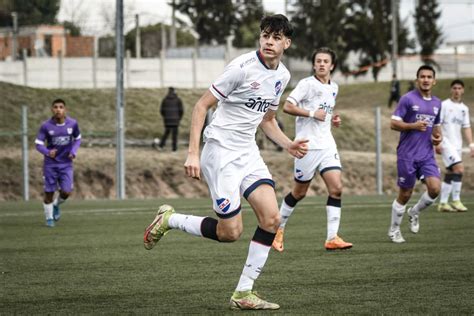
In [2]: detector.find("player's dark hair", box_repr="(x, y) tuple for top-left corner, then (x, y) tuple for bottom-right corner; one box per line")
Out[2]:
(260, 14), (293, 38)
(450, 79), (464, 87)
(416, 65), (436, 78)
(52, 98), (66, 106)
(311, 47), (338, 72)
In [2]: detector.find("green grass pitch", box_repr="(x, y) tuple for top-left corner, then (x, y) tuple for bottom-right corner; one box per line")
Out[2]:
(1, 195), (473, 314)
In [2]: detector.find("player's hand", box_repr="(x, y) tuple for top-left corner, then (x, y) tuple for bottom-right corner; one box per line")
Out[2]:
(68, 153), (75, 160)
(184, 153), (201, 180)
(287, 139), (309, 159)
(49, 149), (57, 158)
(413, 121), (428, 131)
(332, 114), (341, 128)
(314, 109), (326, 122)
(435, 145), (442, 155)
(431, 134), (442, 146)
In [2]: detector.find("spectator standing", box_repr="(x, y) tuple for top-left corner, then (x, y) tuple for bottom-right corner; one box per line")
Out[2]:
(388, 74), (401, 108)
(159, 87), (183, 151)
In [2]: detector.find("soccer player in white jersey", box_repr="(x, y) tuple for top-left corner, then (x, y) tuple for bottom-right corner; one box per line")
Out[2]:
(437, 79), (473, 212)
(272, 47), (353, 252)
(143, 15), (308, 310)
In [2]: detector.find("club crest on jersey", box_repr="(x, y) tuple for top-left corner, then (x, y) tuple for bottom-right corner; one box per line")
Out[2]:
(67, 128), (73, 134)
(296, 168), (304, 179)
(216, 198), (231, 213)
(412, 105), (420, 111)
(275, 81), (282, 96)
(433, 107), (439, 115)
(250, 81), (260, 90)
(48, 130), (55, 135)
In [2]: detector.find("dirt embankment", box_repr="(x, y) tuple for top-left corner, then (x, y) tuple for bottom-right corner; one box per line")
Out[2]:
(1, 147), (473, 201)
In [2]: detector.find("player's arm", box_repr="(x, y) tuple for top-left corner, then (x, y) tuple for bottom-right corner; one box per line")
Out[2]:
(283, 100), (326, 121)
(35, 125), (56, 158)
(390, 118), (428, 132)
(69, 122), (82, 159)
(431, 125), (442, 146)
(260, 110), (308, 159)
(463, 126), (474, 157)
(184, 90), (217, 180)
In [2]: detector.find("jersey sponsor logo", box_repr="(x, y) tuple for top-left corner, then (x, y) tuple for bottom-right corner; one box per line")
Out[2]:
(216, 198), (231, 213)
(250, 81), (260, 90)
(275, 80), (282, 96)
(318, 102), (333, 114)
(296, 168), (304, 179)
(52, 136), (71, 146)
(244, 97), (272, 112)
(451, 117), (464, 125)
(416, 114), (435, 127)
(412, 105), (420, 111)
(67, 128), (73, 134)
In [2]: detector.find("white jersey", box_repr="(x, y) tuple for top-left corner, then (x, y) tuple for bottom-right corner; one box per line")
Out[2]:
(440, 98), (471, 150)
(206, 50), (290, 150)
(287, 76), (339, 149)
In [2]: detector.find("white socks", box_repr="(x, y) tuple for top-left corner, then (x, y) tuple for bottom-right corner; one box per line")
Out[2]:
(326, 205), (341, 241)
(391, 199), (406, 230)
(54, 195), (66, 206)
(43, 203), (53, 220)
(410, 191), (436, 216)
(279, 200), (295, 228)
(236, 241), (271, 292)
(440, 181), (452, 204)
(167, 213), (205, 237)
(452, 181), (462, 201)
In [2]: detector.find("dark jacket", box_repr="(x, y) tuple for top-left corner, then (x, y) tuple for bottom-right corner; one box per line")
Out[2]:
(160, 92), (184, 127)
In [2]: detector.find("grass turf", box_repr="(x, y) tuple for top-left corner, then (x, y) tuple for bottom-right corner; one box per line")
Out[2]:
(1, 195), (473, 314)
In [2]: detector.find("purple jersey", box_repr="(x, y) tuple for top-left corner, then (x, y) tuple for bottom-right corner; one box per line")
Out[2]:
(392, 89), (442, 160)
(35, 116), (81, 166)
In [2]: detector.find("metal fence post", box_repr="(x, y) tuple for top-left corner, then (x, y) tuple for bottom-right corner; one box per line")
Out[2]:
(22, 49), (28, 86)
(22, 105), (29, 201)
(375, 106), (383, 195)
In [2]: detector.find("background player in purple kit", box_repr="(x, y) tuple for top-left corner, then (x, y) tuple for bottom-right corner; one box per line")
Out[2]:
(389, 65), (442, 243)
(35, 99), (81, 227)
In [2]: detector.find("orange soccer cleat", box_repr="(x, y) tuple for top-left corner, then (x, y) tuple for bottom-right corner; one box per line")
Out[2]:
(325, 235), (353, 251)
(272, 227), (285, 252)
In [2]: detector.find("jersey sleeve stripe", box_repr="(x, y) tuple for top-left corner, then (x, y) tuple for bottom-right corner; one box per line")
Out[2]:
(287, 96), (298, 105)
(75, 134), (82, 140)
(35, 139), (45, 145)
(211, 84), (227, 99)
(391, 115), (403, 121)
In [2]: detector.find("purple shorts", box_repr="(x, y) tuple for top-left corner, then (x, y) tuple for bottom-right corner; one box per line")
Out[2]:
(43, 164), (74, 193)
(397, 157), (440, 189)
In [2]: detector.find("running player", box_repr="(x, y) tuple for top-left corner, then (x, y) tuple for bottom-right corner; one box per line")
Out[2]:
(35, 99), (81, 227)
(437, 79), (473, 212)
(388, 65), (442, 243)
(272, 47), (353, 252)
(143, 15), (308, 310)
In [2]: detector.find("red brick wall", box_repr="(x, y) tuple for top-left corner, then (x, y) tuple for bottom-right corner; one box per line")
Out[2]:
(0, 36), (33, 59)
(66, 36), (93, 57)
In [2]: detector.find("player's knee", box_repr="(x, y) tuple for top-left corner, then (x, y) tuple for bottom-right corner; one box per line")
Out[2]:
(428, 186), (440, 198)
(292, 191), (306, 200)
(259, 213), (280, 232)
(217, 226), (242, 242)
(328, 184), (343, 198)
(60, 191), (71, 199)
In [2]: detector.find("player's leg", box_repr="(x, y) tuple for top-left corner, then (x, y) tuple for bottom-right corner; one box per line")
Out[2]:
(439, 172), (455, 212)
(407, 164), (441, 234)
(439, 144), (461, 212)
(42, 165), (59, 227)
(230, 183), (280, 310)
(450, 162), (467, 211)
(321, 169), (352, 250)
(54, 165), (74, 221)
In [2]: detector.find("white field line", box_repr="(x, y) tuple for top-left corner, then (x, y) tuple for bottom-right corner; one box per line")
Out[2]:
(0, 201), (392, 218)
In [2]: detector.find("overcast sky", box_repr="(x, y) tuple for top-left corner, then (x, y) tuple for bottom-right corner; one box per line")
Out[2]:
(58, 0), (474, 46)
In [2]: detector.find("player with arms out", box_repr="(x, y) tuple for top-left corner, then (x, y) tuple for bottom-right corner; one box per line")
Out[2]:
(388, 65), (442, 243)
(272, 47), (353, 252)
(143, 14), (308, 310)
(35, 99), (81, 227)
(437, 79), (473, 212)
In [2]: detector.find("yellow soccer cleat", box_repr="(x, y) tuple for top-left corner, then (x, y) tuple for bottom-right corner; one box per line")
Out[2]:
(230, 291), (280, 310)
(325, 235), (353, 250)
(451, 200), (468, 212)
(143, 204), (175, 250)
(272, 227), (285, 252)
(438, 203), (456, 212)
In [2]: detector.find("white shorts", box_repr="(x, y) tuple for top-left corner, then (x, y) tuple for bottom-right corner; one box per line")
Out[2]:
(201, 140), (274, 218)
(294, 147), (342, 183)
(441, 139), (462, 169)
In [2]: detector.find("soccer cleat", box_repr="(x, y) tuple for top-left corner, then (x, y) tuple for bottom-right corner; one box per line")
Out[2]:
(46, 219), (55, 227)
(272, 227), (285, 252)
(143, 204), (175, 250)
(407, 207), (419, 234)
(53, 204), (61, 221)
(325, 235), (353, 250)
(438, 203), (455, 212)
(451, 200), (468, 212)
(388, 228), (405, 243)
(230, 291), (280, 310)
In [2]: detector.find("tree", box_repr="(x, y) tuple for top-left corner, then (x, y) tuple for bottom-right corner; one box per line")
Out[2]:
(414, 0), (443, 65)
(289, 0), (352, 74)
(172, 0), (235, 45)
(232, 0), (264, 48)
(0, 0), (59, 26)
